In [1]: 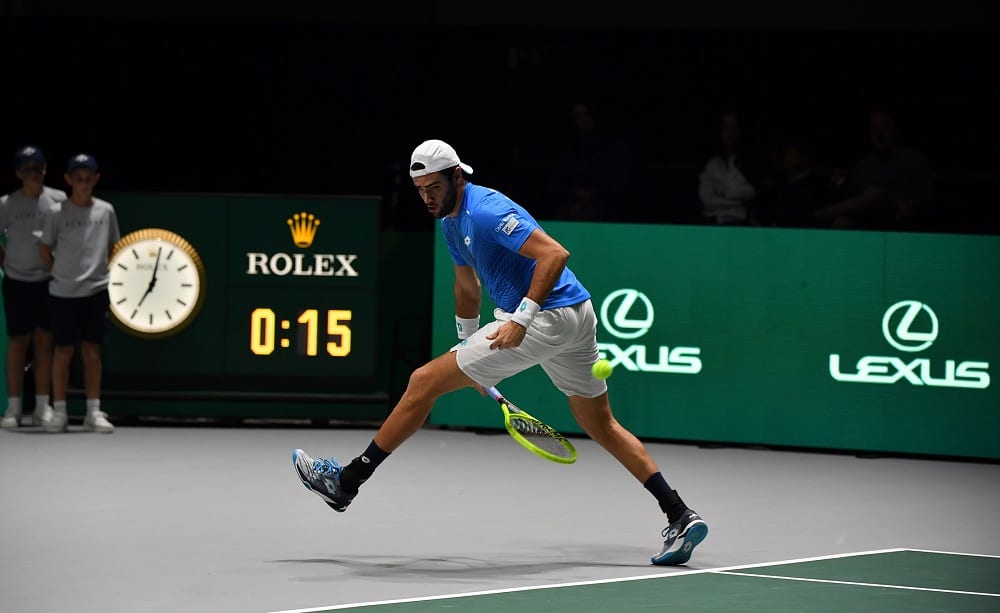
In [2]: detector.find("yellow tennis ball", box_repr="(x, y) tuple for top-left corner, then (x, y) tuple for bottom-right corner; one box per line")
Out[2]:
(592, 359), (614, 380)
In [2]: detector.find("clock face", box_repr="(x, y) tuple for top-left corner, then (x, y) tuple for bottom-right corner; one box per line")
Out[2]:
(108, 229), (206, 338)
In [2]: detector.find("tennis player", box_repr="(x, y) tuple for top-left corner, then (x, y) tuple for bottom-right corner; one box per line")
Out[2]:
(294, 139), (708, 565)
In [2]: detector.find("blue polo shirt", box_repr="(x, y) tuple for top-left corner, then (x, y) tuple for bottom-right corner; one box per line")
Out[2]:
(441, 183), (590, 313)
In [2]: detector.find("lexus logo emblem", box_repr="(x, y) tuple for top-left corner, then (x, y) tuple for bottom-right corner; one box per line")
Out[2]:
(882, 300), (938, 352)
(600, 289), (654, 340)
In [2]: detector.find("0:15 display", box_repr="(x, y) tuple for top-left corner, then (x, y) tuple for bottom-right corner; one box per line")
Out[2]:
(249, 308), (352, 357)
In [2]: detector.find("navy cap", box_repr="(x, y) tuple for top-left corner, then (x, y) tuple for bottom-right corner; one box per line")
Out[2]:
(67, 153), (99, 173)
(15, 145), (46, 170)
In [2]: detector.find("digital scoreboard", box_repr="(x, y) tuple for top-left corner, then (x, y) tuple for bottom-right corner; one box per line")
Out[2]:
(225, 287), (375, 377)
(102, 194), (380, 395)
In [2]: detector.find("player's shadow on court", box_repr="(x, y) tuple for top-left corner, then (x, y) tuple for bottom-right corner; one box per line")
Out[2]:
(270, 548), (649, 581)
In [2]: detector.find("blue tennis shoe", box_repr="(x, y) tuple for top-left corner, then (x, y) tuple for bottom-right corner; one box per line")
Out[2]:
(651, 510), (708, 565)
(292, 449), (355, 512)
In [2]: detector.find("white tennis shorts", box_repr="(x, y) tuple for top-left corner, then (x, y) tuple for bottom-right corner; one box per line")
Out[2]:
(451, 299), (607, 398)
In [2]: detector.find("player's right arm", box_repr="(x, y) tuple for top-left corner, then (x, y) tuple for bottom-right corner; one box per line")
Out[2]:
(453, 263), (481, 318)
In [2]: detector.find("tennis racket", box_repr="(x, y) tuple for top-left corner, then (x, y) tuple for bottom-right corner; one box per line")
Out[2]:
(485, 387), (577, 464)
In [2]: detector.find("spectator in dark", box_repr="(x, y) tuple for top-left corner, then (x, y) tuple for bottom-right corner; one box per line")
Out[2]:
(816, 110), (932, 230)
(547, 97), (632, 222)
(698, 112), (766, 226)
(760, 136), (831, 228)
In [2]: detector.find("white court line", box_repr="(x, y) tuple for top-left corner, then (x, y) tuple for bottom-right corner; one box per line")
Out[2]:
(715, 571), (1000, 598)
(265, 548), (906, 613)
(902, 548), (1000, 559)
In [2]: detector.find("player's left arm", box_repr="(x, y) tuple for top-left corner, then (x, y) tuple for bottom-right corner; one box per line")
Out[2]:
(488, 229), (570, 350)
(453, 263), (481, 318)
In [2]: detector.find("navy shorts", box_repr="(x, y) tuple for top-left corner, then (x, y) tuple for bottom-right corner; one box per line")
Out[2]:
(49, 290), (110, 347)
(2, 276), (52, 336)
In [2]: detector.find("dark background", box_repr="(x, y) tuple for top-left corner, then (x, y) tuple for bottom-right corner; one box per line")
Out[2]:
(2, 1), (998, 233)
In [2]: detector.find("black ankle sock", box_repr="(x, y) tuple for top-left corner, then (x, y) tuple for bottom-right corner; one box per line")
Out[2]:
(643, 472), (689, 523)
(339, 440), (390, 493)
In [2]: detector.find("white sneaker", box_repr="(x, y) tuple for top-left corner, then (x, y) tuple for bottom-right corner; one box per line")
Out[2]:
(43, 408), (68, 433)
(32, 405), (54, 428)
(83, 410), (114, 434)
(1, 407), (21, 430)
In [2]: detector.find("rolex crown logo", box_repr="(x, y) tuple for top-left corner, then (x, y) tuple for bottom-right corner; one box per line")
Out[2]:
(287, 211), (320, 248)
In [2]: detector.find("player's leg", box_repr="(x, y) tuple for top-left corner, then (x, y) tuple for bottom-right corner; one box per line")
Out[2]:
(31, 328), (53, 412)
(339, 317), (552, 492)
(50, 345), (72, 401)
(80, 291), (112, 433)
(2, 276), (33, 429)
(565, 393), (707, 564)
(534, 302), (658, 480)
(49, 343), (74, 433)
(566, 392), (659, 480)
(339, 350), (477, 490)
(292, 317), (541, 512)
(79, 342), (101, 400)
(544, 300), (708, 565)
(374, 350), (477, 451)
(31, 279), (55, 420)
(1, 334), (30, 429)
(293, 350), (478, 511)
(46, 295), (78, 433)
(564, 393), (690, 514)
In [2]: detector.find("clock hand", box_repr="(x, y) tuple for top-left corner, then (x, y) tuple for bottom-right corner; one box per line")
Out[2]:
(137, 284), (153, 307)
(137, 247), (162, 307)
(150, 246), (162, 288)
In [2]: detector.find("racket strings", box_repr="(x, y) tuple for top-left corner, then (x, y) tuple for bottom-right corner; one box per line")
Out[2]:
(512, 416), (560, 438)
(508, 414), (573, 458)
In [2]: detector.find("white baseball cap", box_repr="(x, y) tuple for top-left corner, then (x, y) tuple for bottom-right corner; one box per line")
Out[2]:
(409, 139), (474, 178)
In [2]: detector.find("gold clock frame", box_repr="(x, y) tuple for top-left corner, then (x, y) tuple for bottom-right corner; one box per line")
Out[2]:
(108, 228), (207, 340)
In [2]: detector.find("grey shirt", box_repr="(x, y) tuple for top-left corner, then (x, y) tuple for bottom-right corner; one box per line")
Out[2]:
(0, 186), (67, 282)
(40, 196), (121, 298)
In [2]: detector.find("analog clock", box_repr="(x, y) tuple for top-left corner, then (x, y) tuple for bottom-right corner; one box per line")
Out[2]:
(107, 228), (206, 339)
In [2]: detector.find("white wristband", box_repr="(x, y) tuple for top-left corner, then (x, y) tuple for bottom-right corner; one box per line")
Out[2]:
(510, 297), (540, 328)
(456, 315), (480, 339)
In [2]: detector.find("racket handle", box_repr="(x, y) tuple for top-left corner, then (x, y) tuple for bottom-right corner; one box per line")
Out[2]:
(485, 386), (503, 402)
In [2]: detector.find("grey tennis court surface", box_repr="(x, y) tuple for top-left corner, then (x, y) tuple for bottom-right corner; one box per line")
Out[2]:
(1, 422), (997, 612)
